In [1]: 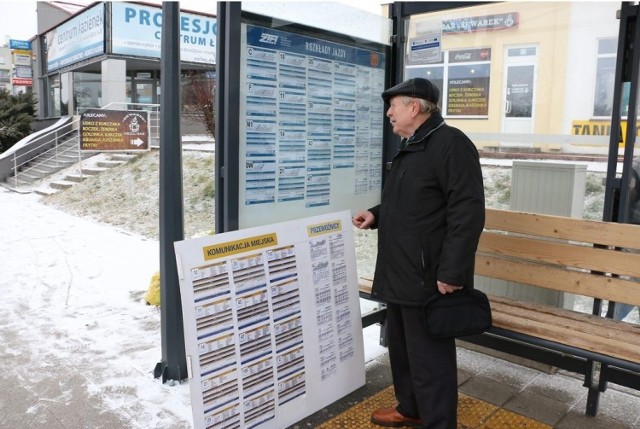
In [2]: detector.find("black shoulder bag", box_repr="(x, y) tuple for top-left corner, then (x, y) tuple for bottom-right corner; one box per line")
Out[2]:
(423, 288), (492, 338)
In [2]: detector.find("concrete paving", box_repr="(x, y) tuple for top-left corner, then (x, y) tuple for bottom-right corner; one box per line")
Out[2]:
(2, 302), (639, 428)
(290, 336), (640, 428)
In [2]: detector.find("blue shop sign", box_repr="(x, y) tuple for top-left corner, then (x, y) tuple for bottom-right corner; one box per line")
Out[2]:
(9, 40), (32, 51)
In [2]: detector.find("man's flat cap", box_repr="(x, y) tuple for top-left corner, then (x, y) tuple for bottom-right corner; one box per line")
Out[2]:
(381, 78), (439, 104)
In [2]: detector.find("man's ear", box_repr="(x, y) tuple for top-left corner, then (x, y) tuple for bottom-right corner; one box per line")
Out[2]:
(410, 99), (420, 118)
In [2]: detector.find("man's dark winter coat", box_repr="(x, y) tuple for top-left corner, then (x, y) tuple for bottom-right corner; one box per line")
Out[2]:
(368, 112), (485, 306)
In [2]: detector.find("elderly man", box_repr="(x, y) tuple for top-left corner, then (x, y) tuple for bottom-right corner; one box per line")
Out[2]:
(353, 78), (485, 429)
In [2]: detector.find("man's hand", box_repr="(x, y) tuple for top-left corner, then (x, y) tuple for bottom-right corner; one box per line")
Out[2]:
(437, 281), (463, 294)
(352, 210), (375, 229)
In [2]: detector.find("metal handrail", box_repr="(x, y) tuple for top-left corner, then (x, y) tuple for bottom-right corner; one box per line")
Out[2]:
(9, 117), (80, 188)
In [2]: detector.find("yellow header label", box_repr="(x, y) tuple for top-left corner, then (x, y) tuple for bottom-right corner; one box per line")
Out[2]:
(307, 220), (342, 237)
(203, 233), (277, 260)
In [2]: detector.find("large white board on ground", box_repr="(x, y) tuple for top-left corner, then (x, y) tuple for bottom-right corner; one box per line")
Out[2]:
(174, 210), (365, 429)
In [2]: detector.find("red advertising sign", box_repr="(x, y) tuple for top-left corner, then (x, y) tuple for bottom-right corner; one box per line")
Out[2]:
(12, 78), (33, 86)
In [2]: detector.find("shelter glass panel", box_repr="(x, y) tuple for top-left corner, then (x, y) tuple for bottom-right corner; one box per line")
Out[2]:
(236, 13), (389, 230)
(405, 2), (624, 158)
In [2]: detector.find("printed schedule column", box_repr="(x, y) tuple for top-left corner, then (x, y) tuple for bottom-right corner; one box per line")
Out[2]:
(244, 45), (278, 205)
(277, 52), (307, 203)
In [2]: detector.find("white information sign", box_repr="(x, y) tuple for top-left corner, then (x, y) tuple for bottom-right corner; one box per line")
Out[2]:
(174, 210), (365, 429)
(408, 33), (442, 65)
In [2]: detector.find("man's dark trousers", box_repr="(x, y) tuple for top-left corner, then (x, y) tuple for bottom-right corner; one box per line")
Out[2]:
(386, 302), (458, 429)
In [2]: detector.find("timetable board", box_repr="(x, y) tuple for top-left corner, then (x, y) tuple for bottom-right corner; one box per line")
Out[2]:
(238, 23), (387, 228)
(175, 210), (365, 429)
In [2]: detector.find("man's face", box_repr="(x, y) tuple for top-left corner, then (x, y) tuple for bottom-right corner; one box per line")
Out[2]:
(386, 96), (417, 138)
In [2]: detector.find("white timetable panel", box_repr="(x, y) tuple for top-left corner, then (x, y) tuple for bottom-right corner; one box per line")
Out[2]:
(175, 211), (365, 429)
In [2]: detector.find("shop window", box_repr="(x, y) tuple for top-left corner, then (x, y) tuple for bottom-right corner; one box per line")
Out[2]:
(126, 76), (132, 104)
(135, 82), (154, 104)
(593, 37), (630, 118)
(405, 47), (491, 118)
(48, 75), (68, 117)
(593, 38), (616, 117)
(73, 71), (101, 113)
(405, 52), (444, 104)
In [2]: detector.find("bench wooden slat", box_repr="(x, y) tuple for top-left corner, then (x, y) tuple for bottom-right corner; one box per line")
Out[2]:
(490, 296), (640, 363)
(485, 208), (640, 251)
(491, 296), (640, 339)
(363, 264), (640, 308)
(478, 231), (640, 279)
(359, 277), (373, 295)
(475, 254), (640, 306)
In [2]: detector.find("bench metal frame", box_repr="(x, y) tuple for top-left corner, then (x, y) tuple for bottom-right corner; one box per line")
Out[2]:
(463, 328), (640, 416)
(359, 303), (640, 416)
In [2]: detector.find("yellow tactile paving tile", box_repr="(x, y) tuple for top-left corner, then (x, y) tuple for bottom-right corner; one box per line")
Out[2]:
(317, 386), (552, 429)
(458, 394), (499, 428)
(478, 409), (552, 429)
(316, 386), (396, 428)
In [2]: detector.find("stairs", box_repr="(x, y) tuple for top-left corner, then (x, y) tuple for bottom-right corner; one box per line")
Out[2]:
(33, 153), (138, 196)
(0, 146), (139, 196)
(2, 138), (90, 189)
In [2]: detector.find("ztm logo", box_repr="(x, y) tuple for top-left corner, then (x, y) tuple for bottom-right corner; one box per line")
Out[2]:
(259, 33), (279, 45)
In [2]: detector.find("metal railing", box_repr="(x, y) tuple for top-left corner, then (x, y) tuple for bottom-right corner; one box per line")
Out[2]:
(6, 117), (80, 189)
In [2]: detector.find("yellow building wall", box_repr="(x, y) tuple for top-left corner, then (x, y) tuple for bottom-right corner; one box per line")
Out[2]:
(406, 2), (571, 140)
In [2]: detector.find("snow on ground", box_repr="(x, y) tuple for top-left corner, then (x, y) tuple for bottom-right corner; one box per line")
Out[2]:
(0, 188), (193, 428)
(0, 186), (388, 428)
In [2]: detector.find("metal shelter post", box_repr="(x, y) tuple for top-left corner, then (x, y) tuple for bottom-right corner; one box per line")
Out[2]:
(215, 2), (241, 234)
(603, 2), (640, 223)
(154, 1), (187, 383)
(589, 1), (639, 416)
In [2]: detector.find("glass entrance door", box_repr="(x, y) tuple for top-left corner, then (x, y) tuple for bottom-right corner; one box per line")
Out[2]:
(134, 80), (155, 105)
(502, 46), (537, 134)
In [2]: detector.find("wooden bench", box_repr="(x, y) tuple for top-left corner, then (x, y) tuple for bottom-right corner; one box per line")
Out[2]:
(359, 208), (640, 416)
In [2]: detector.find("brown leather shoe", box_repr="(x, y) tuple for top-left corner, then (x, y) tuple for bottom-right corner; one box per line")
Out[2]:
(371, 407), (423, 427)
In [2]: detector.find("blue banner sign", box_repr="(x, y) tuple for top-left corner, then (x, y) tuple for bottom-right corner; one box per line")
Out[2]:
(111, 2), (216, 64)
(9, 40), (32, 50)
(45, 3), (105, 72)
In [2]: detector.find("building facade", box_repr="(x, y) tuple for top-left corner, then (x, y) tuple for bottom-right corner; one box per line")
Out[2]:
(33, 1), (216, 119)
(0, 47), (11, 93)
(403, 2), (634, 153)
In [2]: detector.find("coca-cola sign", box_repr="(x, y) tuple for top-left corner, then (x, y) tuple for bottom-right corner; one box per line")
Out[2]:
(449, 48), (492, 64)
